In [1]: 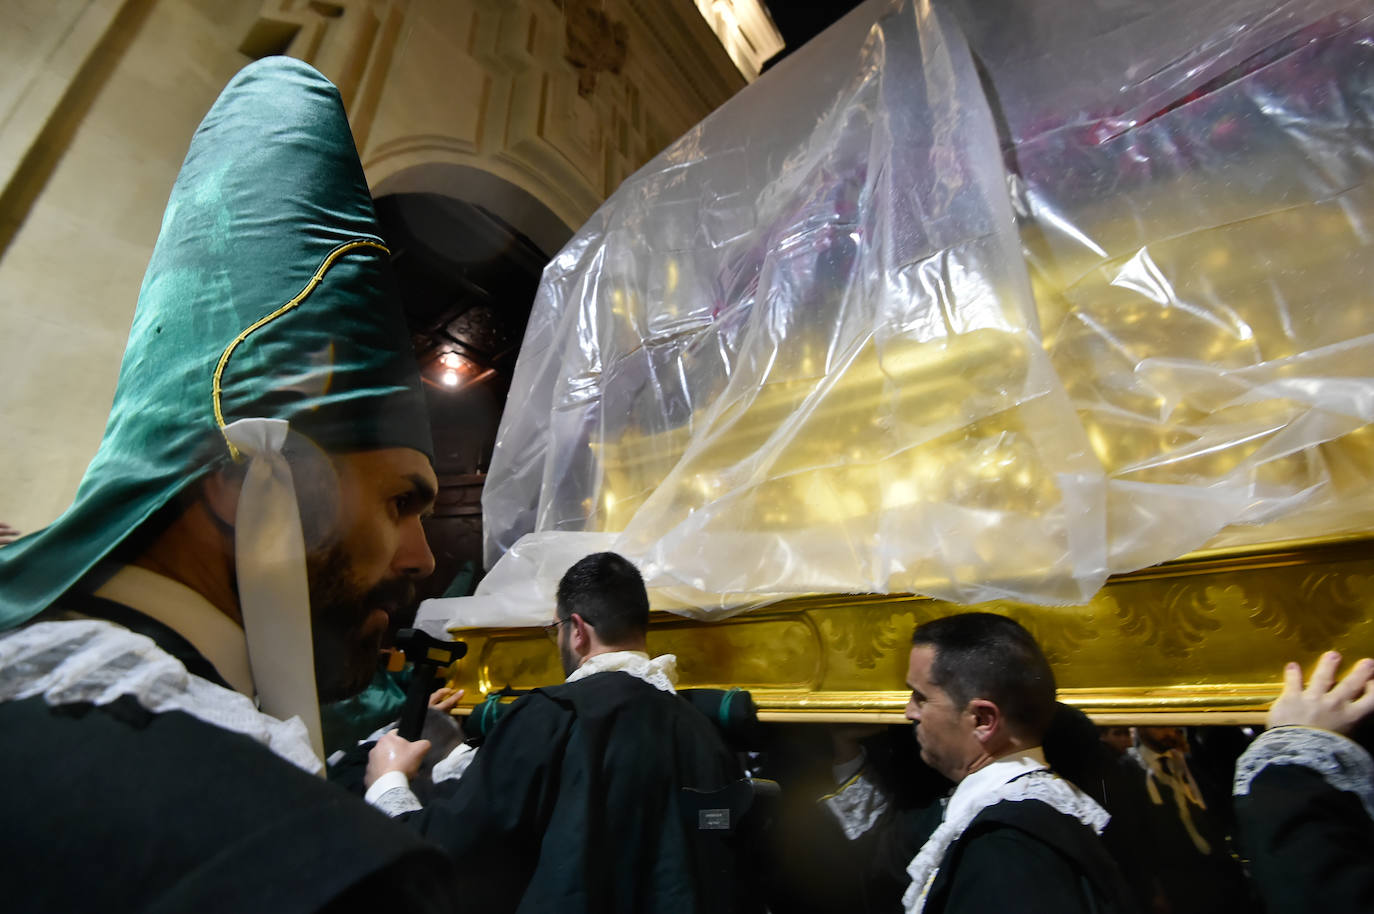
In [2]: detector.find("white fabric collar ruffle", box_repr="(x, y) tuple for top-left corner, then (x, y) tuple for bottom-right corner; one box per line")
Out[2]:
(0, 619), (322, 774)
(902, 749), (1109, 913)
(1234, 725), (1374, 820)
(565, 649), (679, 693)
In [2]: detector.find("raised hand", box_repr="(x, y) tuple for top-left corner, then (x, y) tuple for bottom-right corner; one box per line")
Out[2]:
(1268, 651), (1374, 735)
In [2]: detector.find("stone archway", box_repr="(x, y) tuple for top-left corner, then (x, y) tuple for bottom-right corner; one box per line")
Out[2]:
(371, 164), (571, 603)
(372, 160), (574, 261)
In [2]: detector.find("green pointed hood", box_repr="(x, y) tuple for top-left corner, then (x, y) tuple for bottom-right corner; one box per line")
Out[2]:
(0, 56), (432, 628)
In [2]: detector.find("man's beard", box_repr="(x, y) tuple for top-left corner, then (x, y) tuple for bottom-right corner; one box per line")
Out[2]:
(307, 542), (416, 703)
(559, 635), (579, 678)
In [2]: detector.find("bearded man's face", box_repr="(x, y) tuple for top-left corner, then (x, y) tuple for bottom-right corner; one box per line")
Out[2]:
(308, 541), (418, 701)
(304, 448), (437, 702)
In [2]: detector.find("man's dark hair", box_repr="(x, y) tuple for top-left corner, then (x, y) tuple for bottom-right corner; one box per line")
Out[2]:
(911, 612), (1056, 741)
(556, 552), (650, 645)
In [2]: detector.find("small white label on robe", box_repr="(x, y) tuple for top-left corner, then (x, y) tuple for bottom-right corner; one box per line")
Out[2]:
(699, 809), (730, 830)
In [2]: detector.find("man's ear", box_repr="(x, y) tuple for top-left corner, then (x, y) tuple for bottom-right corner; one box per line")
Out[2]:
(201, 464), (244, 530)
(570, 613), (594, 652)
(968, 699), (1002, 744)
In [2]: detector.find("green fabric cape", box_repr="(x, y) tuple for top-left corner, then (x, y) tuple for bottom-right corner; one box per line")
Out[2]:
(0, 56), (432, 629)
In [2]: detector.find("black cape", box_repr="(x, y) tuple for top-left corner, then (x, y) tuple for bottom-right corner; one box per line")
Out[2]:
(0, 599), (459, 914)
(1129, 755), (1253, 914)
(1235, 760), (1374, 914)
(924, 797), (1140, 914)
(814, 706), (1145, 914)
(400, 669), (750, 913)
(825, 788), (1136, 914)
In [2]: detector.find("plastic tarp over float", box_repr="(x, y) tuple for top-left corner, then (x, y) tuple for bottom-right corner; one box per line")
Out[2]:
(419, 0), (1374, 632)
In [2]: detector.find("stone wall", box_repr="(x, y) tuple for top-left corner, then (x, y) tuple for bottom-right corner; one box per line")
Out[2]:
(0, 0), (748, 532)
(0, 0), (264, 531)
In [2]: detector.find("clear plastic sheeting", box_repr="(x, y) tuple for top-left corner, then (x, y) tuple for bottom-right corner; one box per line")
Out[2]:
(421, 0), (1374, 631)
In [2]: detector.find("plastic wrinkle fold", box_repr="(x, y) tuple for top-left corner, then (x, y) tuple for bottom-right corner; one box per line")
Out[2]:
(422, 0), (1374, 630)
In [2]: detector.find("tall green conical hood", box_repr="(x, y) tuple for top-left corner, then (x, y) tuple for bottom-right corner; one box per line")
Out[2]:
(0, 57), (432, 628)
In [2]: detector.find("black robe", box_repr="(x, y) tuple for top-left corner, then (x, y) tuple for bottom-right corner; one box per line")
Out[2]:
(923, 798), (1140, 914)
(816, 707), (1144, 914)
(399, 669), (750, 913)
(1235, 757), (1374, 914)
(0, 599), (459, 914)
(847, 803), (944, 913)
(1130, 755), (1253, 914)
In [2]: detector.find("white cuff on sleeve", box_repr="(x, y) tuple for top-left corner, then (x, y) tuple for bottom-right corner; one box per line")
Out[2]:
(365, 770), (413, 804)
(821, 769), (889, 840)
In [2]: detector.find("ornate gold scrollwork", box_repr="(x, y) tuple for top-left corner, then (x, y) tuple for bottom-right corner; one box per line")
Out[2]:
(446, 538), (1374, 721)
(1245, 571), (1370, 651)
(818, 606), (917, 670)
(1108, 583), (1222, 659)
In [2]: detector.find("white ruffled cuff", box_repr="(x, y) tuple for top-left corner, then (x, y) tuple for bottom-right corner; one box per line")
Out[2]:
(365, 770), (422, 816)
(1234, 725), (1374, 820)
(822, 769), (889, 840)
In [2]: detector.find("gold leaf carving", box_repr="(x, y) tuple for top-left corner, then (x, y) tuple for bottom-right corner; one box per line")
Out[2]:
(482, 638), (560, 690)
(995, 606), (1099, 667)
(655, 619), (820, 688)
(1247, 572), (1368, 651)
(1202, 583), (1256, 616)
(1109, 584), (1221, 659)
(818, 607), (917, 670)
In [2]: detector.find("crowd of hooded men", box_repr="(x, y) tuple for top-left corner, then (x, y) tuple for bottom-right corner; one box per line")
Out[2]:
(3, 57), (1374, 914)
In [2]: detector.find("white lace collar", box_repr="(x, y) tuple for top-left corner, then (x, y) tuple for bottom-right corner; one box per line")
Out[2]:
(1235, 726), (1374, 820)
(945, 747), (1048, 824)
(565, 650), (679, 693)
(0, 619), (321, 774)
(902, 748), (1109, 913)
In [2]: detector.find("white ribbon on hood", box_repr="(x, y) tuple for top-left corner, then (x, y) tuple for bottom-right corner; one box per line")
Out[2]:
(222, 417), (325, 764)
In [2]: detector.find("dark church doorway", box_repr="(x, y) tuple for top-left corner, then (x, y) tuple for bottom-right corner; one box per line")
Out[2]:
(375, 186), (567, 607)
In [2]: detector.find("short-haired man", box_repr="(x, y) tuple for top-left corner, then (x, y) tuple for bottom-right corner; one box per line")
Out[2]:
(365, 551), (751, 913)
(0, 58), (457, 912)
(824, 612), (1136, 913)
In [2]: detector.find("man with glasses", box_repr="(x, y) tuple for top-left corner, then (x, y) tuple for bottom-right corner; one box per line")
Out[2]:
(364, 551), (751, 913)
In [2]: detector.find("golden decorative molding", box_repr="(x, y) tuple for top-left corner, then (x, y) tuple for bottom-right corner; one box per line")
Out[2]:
(441, 534), (1374, 722)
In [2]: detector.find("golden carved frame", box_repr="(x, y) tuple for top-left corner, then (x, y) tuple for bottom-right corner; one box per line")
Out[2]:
(441, 533), (1374, 724)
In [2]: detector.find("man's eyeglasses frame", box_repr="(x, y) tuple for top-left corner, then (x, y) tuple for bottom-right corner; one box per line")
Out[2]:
(543, 614), (593, 643)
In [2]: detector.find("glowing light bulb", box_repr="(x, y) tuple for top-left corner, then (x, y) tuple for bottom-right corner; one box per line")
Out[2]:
(442, 370), (459, 387)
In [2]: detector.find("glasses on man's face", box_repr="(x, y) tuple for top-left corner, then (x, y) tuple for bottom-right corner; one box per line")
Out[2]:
(544, 614), (595, 643)
(544, 617), (571, 644)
